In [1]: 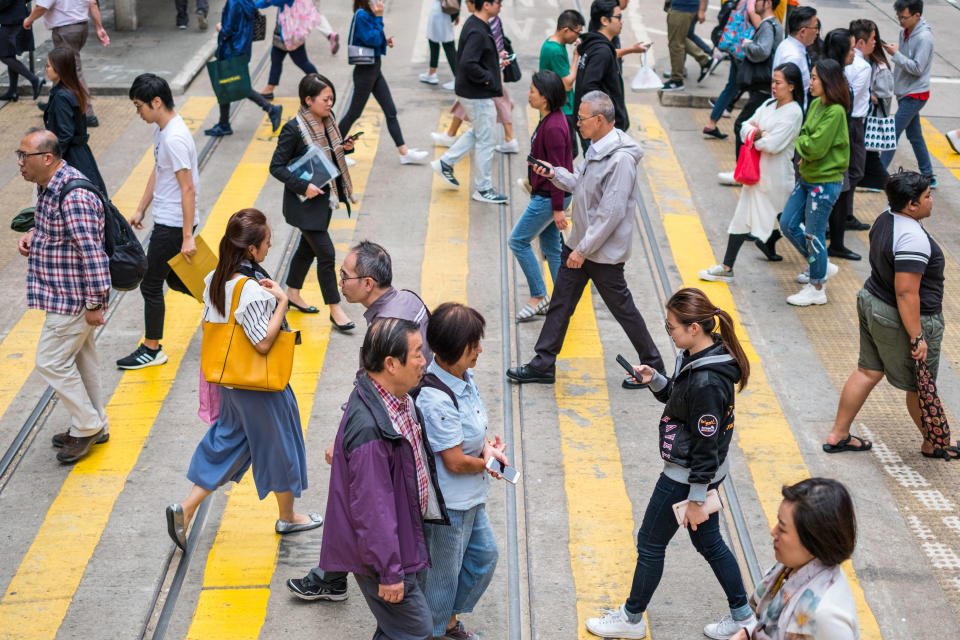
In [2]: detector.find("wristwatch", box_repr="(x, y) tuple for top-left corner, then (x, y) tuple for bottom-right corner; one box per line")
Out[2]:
(85, 302), (103, 311)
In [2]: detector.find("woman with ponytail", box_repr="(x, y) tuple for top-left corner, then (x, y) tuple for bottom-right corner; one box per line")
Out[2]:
(586, 287), (755, 640)
(164, 209), (321, 552)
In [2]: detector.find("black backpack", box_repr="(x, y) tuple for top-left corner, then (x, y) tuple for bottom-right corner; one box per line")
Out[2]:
(711, 0), (738, 47)
(58, 178), (148, 291)
(410, 372), (459, 410)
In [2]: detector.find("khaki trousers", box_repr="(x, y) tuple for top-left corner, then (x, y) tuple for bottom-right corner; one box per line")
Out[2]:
(666, 9), (710, 82)
(35, 311), (108, 437)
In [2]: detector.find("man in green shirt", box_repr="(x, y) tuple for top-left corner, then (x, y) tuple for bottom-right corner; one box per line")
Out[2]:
(539, 9), (585, 158)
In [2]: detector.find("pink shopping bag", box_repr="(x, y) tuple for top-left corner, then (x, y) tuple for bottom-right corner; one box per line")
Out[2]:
(198, 370), (220, 426)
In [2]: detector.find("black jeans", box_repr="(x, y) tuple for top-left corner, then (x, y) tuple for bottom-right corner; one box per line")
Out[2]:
(733, 90), (771, 160)
(285, 228), (340, 304)
(529, 245), (664, 374)
(828, 117), (867, 251)
(268, 45), (318, 86)
(428, 40), (457, 76)
(625, 474), (749, 616)
(218, 89), (272, 126)
(340, 58), (404, 148)
(142, 224), (192, 341)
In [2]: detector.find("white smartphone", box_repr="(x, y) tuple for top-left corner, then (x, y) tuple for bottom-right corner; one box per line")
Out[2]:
(486, 456), (520, 484)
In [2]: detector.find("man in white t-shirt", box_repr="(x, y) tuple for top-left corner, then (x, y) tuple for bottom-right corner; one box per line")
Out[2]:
(23, 0), (110, 123)
(117, 74), (199, 370)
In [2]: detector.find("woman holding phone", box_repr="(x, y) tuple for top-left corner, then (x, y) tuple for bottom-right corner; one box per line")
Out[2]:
(585, 288), (756, 640)
(269, 73), (356, 331)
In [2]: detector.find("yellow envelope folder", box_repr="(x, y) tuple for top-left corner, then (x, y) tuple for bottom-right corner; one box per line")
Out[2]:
(167, 235), (218, 303)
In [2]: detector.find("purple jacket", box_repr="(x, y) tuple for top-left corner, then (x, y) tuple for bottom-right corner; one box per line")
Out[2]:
(529, 109), (573, 211)
(320, 374), (449, 583)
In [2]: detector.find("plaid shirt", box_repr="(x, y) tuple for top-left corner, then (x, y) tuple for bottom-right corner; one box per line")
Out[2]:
(28, 163), (110, 315)
(371, 378), (429, 516)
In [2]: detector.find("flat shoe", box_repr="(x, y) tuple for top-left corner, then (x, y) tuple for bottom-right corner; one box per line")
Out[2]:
(166, 504), (187, 550)
(329, 315), (356, 333)
(290, 301), (320, 313)
(276, 512), (323, 534)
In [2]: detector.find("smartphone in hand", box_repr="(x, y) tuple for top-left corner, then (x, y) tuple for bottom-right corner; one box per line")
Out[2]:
(616, 353), (648, 387)
(526, 155), (551, 172)
(346, 131), (364, 142)
(486, 457), (521, 484)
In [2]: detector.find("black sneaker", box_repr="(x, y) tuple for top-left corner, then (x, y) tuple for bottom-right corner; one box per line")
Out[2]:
(472, 188), (508, 204)
(697, 63), (712, 83)
(268, 104), (283, 132)
(86, 115), (99, 128)
(117, 344), (168, 370)
(431, 159), (459, 187)
(286, 577), (349, 601)
(661, 80), (685, 92)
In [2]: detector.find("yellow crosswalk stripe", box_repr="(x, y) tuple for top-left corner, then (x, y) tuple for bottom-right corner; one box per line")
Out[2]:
(0, 101), (285, 640)
(183, 103), (383, 639)
(921, 118), (960, 183)
(630, 102), (883, 639)
(0, 97), (217, 445)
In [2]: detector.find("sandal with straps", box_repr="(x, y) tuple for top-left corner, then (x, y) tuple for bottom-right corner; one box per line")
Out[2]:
(822, 433), (872, 454)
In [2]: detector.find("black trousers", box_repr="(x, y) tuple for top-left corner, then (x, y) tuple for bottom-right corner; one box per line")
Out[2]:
(218, 89), (271, 126)
(829, 117), (866, 251)
(733, 90), (771, 160)
(428, 40), (457, 76)
(567, 113), (580, 160)
(142, 224), (192, 341)
(339, 58), (404, 148)
(285, 227), (340, 305)
(268, 44), (318, 86)
(529, 245), (664, 374)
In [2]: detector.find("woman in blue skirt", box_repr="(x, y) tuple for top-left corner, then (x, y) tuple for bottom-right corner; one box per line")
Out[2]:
(165, 208), (321, 550)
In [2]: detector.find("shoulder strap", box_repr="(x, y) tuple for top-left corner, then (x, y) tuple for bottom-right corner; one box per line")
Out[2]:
(227, 277), (250, 327)
(418, 372), (458, 410)
(401, 288), (431, 319)
(58, 177), (104, 210)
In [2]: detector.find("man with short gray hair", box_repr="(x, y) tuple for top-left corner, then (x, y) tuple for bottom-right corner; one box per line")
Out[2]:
(508, 91), (664, 386)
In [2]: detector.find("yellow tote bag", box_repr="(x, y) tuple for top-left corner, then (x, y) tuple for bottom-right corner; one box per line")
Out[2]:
(201, 278), (296, 391)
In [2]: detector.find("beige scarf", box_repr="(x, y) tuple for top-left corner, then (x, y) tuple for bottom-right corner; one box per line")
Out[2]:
(296, 106), (354, 207)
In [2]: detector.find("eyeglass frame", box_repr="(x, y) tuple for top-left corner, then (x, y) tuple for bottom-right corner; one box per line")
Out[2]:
(576, 112), (601, 123)
(15, 150), (48, 163)
(339, 269), (367, 283)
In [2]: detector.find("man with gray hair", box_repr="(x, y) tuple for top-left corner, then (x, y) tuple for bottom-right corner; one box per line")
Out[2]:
(507, 91), (665, 385)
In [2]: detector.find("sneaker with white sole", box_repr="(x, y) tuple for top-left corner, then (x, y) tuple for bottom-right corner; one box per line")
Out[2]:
(345, 156), (356, 166)
(431, 131), (458, 147)
(787, 283), (828, 306)
(116, 344), (168, 370)
(516, 177), (532, 194)
(472, 188), (508, 204)
(796, 261), (839, 284)
(431, 158), (459, 187)
(400, 148), (429, 165)
(704, 614), (756, 640)
(418, 72), (439, 85)
(585, 606), (647, 639)
(495, 139), (520, 154)
(442, 79), (455, 90)
(699, 264), (734, 282)
(717, 170), (738, 185)
(946, 130), (960, 154)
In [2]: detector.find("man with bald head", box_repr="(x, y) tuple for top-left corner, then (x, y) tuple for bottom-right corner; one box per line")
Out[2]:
(17, 127), (111, 464)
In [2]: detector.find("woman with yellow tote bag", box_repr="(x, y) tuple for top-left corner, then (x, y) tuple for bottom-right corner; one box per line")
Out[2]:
(164, 209), (321, 551)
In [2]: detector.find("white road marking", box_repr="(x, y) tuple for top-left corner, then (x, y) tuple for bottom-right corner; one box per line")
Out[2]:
(931, 77), (960, 85)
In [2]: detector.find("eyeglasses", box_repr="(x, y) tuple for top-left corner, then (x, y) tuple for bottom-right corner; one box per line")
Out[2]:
(664, 320), (677, 333)
(896, 12), (916, 22)
(339, 270), (364, 282)
(576, 113), (600, 123)
(15, 150), (46, 162)
(566, 26), (583, 35)
(610, 13), (623, 21)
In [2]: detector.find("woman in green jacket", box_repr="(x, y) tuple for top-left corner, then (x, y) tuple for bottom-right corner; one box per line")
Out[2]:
(780, 59), (850, 307)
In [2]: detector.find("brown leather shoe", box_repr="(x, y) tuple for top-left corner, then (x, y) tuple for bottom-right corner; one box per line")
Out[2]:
(52, 430), (109, 448)
(56, 429), (107, 463)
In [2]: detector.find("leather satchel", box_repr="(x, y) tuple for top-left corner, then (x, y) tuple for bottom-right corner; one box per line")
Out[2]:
(347, 13), (376, 65)
(440, 0), (460, 16)
(201, 278), (296, 392)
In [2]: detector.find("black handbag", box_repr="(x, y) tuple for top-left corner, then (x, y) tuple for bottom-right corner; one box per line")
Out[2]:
(502, 35), (521, 83)
(347, 14), (376, 65)
(253, 10), (267, 41)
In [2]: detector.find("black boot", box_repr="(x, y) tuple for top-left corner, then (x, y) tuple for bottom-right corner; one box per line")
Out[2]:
(754, 230), (783, 261)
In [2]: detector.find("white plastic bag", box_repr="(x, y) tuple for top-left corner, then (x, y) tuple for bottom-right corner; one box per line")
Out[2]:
(631, 53), (661, 91)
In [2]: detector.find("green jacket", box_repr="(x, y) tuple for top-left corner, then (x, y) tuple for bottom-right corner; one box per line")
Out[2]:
(795, 98), (849, 184)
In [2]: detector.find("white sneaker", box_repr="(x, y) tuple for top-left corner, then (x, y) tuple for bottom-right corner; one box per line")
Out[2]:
(345, 156), (356, 166)
(442, 79), (455, 90)
(418, 72), (439, 85)
(431, 131), (458, 147)
(787, 283), (827, 306)
(704, 614), (756, 640)
(946, 129), (960, 154)
(400, 148), (429, 165)
(717, 170), (738, 186)
(516, 177), (532, 195)
(585, 606), (647, 639)
(796, 261), (839, 284)
(699, 264), (734, 282)
(495, 139), (520, 154)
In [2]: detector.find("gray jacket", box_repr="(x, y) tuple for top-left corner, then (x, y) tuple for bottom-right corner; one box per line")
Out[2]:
(892, 18), (933, 97)
(550, 129), (643, 265)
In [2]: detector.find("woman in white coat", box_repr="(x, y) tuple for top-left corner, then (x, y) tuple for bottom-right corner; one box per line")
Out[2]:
(419, 0), (458, 89)
(700, 62), (805, 283)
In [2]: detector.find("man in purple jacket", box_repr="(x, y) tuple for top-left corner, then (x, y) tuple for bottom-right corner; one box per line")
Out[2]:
(298, 318), (448, 637)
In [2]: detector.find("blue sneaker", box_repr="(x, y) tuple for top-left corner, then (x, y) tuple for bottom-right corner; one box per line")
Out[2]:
(204, 123), (233, 137)
(269, 104), (283, 132)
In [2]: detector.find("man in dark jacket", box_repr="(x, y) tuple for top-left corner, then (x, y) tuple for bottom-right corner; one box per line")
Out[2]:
(431, 0), (509, 204)
(293, 318), (448, 637)
(574, 0), (628, 152)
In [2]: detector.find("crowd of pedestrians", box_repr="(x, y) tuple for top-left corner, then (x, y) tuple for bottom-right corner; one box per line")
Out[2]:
(6, 0), (956, 638)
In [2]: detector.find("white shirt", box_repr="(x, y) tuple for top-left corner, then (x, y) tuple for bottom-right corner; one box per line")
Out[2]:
(773, 36), (810, 93)
(36, 0), (90, 29)
(846, 49), (872, 118)
(203, 274), (277, 345)
(152, 115), (199, 227)
(584, 127), (619, 161)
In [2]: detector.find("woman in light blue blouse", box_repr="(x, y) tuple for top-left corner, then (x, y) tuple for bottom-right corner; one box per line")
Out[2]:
(416, 302), (508, 640)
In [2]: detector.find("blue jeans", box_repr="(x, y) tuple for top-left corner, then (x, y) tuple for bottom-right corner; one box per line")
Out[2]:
(509, 194), (571, 297)
(880, 96), (933, 176)
(779, 178), (844, 285)
(442, 98), (496, 191)
(420, 504), (499, 636)
(625, 474), (751, 620)
(710, 60), (740, 122)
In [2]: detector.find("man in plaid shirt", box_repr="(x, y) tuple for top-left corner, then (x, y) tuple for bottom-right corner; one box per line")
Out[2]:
(17, 128), (111, 464)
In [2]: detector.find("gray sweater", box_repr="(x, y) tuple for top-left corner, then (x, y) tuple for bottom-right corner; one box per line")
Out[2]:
(892, 18), (934, 97)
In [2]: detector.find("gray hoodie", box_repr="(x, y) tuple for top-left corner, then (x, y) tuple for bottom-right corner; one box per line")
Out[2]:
(892, 17), (934, 97)
(549, 128), (643, 265)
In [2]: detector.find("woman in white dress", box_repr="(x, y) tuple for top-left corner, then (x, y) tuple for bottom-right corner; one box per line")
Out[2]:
(700, 62), (805, 283)
(419, 0), (458, 89)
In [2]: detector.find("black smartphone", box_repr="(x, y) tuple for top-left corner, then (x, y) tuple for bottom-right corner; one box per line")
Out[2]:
(527, 154), (550, 171)
(346, 131), (364, 142)
(616, 353), (647, 386)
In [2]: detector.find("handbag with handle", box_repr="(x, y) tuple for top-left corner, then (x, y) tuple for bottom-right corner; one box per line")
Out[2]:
(734, 129), (761, 185)
(347, 13), (376, 65)
(253, 10), (267, 41)
(916, 359), (952, 453)
(440, 0), (460, 16)
(201, 278), (296, 392)
(206, 55), (253, 104)
(864, 100), (897, 152)
(502, 34), (521, 83)
(278, 0), (325, 51)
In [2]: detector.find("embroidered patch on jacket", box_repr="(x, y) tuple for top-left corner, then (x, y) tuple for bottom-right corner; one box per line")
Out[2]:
(698, 414), (719, 437)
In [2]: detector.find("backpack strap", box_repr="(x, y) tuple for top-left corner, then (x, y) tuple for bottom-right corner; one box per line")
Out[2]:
(58, 177), (105, 211)
(418, 372), (458, 410)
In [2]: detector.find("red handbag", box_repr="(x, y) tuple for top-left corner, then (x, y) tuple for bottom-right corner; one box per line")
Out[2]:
(734, 129), (761, 185)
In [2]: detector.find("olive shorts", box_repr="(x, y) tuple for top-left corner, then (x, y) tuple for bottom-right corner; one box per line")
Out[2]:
(857, 288), (944, 392)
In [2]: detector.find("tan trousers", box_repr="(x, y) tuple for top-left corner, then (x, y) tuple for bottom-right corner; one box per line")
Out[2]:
(35, 311), (108, 437)
(666, 9), (710, 82)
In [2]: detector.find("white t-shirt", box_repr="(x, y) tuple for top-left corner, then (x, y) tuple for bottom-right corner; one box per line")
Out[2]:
(37, 0), (90, 29)
(202, 274), (277, 345)
(152, 115), (199, 227)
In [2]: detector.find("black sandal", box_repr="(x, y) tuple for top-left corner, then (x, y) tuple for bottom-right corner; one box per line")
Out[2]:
(822, 433), (872, 453)
(921, 448), (960, 460)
